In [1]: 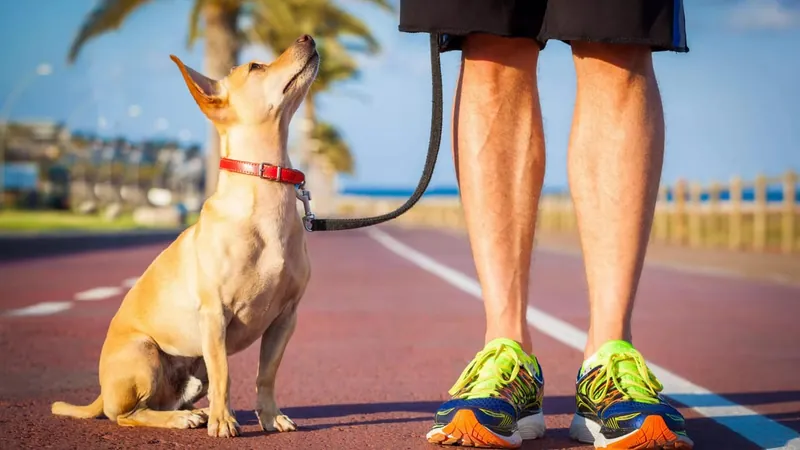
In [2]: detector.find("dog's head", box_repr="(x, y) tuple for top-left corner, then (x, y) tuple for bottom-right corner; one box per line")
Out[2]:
(170, 35), (319, 128)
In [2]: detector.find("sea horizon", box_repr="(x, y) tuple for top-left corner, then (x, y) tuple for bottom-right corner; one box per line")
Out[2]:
(339, 184), (800, 203)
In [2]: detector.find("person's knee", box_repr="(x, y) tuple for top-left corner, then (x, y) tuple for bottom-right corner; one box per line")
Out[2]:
(571, 42), (654, 83)
(461, 33), (539, 83)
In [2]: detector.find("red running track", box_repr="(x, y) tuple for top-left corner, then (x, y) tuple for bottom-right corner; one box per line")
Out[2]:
(0, 226), (798, 449)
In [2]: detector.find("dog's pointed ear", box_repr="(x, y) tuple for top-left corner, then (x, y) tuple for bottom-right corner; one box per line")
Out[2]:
(170, 55), (232, 123)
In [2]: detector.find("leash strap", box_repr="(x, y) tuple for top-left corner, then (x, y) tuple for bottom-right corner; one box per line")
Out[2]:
(306, 34), (443, 232)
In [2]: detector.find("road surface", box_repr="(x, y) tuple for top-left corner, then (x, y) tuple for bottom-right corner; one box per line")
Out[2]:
(0, 226), (798, 449)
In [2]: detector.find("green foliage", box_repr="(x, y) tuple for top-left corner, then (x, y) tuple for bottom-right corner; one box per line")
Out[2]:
(311, 121), (354, 174)
(67, 0), (157, 63)
(0, 210), (149, 232)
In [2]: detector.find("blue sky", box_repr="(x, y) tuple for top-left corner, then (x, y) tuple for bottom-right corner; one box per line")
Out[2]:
(0, 0), (798, 191)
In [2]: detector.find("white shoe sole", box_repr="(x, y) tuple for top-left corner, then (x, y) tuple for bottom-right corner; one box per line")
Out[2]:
(518, 411), (546, 440)
(569, 413), (695, 449)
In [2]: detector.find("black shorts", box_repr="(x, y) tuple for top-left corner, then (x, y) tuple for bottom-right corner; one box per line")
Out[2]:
(399, 0), (688, 53)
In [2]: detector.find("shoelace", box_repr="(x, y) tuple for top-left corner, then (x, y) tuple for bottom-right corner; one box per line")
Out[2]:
(587, 351), (664, 405)
(448, 343), (536, 404)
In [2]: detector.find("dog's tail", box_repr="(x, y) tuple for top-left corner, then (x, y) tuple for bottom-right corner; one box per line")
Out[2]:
(51, 395), (103, 419)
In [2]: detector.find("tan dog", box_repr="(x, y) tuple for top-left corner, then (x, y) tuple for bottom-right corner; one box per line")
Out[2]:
(50, 35), (319, 438)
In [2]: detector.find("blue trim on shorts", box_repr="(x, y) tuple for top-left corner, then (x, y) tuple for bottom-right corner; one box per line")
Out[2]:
(673, 0), (687, 49)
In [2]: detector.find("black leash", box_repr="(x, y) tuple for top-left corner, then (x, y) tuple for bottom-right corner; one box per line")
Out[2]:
(301, 34), (443, 232)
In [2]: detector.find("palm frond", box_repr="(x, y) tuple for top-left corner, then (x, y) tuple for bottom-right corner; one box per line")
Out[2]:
(250, 0), (380, 55)
(187, 0), (207, 46)
(349, 0), (396, 14)
(315, 3), (380, 53)
(67, 0), (155, 64)
(242, 0), (298, 53)
(311, 121), (354, 174)
(310, 40), (360, 94)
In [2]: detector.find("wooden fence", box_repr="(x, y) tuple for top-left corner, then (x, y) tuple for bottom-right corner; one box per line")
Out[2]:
(334, 171), (799, 255)
(538, 171), (799, 254)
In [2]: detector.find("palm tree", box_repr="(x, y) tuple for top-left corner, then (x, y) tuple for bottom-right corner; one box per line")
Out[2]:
(67, 0), (393, 199)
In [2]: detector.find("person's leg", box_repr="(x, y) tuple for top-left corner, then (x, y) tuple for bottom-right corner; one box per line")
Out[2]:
(568, 42), (693, 449)
(567, 42), (663, 360)
(455, 34), (545, 353)
(546, 0), (693, 447)
(399, 1), (551, 446)
(423, 34), (547, 449)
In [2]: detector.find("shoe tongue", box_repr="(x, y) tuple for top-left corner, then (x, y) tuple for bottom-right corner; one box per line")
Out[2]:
(487, 338), (524, 351)
(473, 339), (521, 388)
(581, 340), (633, 372)
(582, 340), (649, 399)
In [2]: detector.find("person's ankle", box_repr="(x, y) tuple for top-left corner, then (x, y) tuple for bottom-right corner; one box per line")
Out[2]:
(584, 329), (633, 359)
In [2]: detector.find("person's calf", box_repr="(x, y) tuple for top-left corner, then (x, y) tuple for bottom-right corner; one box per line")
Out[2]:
(456, 34), (544, 354)
(567, 42), (665, 359)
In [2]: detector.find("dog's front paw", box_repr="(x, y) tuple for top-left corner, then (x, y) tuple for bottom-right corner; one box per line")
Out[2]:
(208, 409), (240, 438)
(258, 411), (297, 432)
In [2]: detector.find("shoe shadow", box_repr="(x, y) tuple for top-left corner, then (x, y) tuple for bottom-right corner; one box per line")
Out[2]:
(233, 396), (583, 445)
(282, 396), (577, 423)
(233, 392), (800, 449)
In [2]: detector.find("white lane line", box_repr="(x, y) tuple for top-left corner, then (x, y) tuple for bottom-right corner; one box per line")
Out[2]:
(4, 277), (136, 317)
(4, 301), (73, 317)
(121, 277), (140, 288)
(367, 227), (800, 450)
(74, 287), (123, 301)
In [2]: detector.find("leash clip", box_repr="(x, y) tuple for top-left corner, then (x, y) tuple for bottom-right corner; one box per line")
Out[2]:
(295, 182), (315, 232)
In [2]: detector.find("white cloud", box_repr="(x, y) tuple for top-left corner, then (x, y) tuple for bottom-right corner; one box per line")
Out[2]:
(728, 0), (800, 30)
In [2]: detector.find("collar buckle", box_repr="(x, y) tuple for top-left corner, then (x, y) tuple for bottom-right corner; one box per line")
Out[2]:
(258, 163), (283, 182)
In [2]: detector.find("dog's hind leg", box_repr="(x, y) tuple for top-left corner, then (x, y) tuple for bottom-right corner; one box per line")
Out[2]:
(255, 306), (298, 433)
(177, 360), (209, 410)
(101, 339), (207, 430)
(117, 408), (208, 429)
(178, 361), (210, 417)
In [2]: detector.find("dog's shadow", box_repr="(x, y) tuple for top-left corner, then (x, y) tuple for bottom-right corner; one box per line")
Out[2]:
(235, 397), (578, 432)
(234, 400), (442, 434)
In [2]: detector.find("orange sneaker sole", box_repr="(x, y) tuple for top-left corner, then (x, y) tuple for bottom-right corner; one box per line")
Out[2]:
(426, 409), (521, 448)
(598, 415), (694, 450)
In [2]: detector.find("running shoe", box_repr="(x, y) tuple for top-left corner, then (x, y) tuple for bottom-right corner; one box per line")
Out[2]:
(569, 340), (694, 449)
(426, 338), (546, 448)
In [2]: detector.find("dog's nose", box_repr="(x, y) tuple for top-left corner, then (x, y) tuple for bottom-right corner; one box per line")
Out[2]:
(297, 34), (313, 44)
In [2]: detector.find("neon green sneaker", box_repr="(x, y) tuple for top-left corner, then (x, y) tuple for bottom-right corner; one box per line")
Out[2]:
(426, 338), (545, 448)
(569, 340), (694, 449)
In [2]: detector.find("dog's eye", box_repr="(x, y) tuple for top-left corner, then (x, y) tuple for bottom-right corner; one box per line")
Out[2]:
(249, 62), (265, 72)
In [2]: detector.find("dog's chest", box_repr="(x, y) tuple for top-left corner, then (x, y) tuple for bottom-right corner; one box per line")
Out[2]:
(223, 238), (308, 354)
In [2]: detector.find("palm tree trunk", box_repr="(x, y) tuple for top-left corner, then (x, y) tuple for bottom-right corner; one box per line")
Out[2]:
(201, 2), (240, 198)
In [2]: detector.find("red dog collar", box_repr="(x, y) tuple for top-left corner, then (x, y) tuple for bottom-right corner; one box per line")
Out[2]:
(218, 157), (305, 185)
